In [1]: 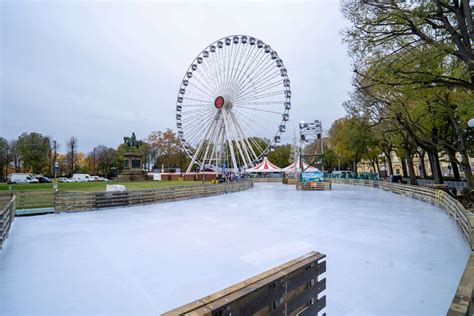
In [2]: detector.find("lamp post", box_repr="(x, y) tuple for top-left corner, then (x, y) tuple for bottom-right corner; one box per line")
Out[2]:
(468, 118), (474, 128)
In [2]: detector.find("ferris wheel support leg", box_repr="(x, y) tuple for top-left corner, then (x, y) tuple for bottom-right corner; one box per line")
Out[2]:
(186, 111), (219, 173)
(200, 116), (220, 171)
(229, 110), (257, 163)
(225, 110), (249, 169)
(221, 110), (239, 173)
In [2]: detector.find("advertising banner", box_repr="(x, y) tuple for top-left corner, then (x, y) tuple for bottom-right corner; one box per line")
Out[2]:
(301, 171), (324, 183)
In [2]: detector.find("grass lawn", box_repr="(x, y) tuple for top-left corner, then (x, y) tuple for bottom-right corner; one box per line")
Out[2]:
(0, 180), (203, 192)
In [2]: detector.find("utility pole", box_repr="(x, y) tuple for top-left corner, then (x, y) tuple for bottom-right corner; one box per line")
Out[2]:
(93, 147), (96, 175)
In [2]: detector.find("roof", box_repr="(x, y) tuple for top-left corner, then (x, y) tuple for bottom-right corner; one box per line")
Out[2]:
(246, 157), (282, 173)
(283, 158), (320, 173)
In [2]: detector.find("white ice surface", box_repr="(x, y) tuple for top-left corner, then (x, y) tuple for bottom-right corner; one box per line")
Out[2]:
(0, 184), (470, 316)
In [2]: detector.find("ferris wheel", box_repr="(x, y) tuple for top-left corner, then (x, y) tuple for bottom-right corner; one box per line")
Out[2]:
(176, 35), (291, 173)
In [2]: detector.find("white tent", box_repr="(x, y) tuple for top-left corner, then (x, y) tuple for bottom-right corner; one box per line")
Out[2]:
(246, 157), (282, 173)
(283, 158), (320, 173)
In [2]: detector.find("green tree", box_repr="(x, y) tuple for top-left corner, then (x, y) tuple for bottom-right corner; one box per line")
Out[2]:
(268, 144), (291, 168)
(328, 117), (374, 172)
(17, 132), (50, 174)
(0, 137), (10, 181)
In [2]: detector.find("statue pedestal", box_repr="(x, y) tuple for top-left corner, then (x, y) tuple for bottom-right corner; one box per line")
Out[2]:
(116, 153), (147, 181)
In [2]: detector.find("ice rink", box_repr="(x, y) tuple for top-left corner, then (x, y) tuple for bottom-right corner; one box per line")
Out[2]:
(0, 183), (469, 315)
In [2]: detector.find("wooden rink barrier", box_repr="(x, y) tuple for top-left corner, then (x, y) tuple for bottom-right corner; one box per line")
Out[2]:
(331, 178), (474, 316)
(281, 178), (298, 185)
(55, 180), (254, 212)
(163, 251), (326, 316)
(252, 178), (283, 183)
(0, 194), (16, 249)
(296, 182), (331, 191)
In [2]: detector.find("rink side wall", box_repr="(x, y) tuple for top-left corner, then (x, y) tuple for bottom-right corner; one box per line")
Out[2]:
(55, 180), (254, 212)
(0, 194), (16, 249)
(331, 178), (474, 316)
(162, 251), (327, 316)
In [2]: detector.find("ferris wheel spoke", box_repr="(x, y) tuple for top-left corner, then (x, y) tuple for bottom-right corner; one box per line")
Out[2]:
(192, 70), (219, 97)
(233, 44), (259, 90)
(199, 116), (220, 169)
(235, 60), (278, 98)
(234, 49), (267, 93)
(228, 42), (249, 95)
(220, 109), (239, 169)
(218, 43), (227, 93)
(229, 111), (252, 167)
(235, 72), (282, 100)
(222, 109), (249, 168)
(232, 105), (282, 115)
(224, 43), (234, 95)
(225, 43), (240, 95)
(198, 57), (220, 95)
(234, 80), (285, 104)
(181, 107), (213, 116)
(181, 111), (213, 125)
(245, 65), (282, 93)
(187, 110), (219, 150)
(235, 90), (285, 103)
(232, 108), (276, 141)
(182, 109), (215, 136)
(235, 100), (284, 105)
(235, 51), (273, 94)
(186, 111), (220, 172)
(235, 44), (266, 85)
(228, 110), (257, 163)
(187, 79), (215, 99)
(182, 97), (213, 103)
(181, 103), (213, 107)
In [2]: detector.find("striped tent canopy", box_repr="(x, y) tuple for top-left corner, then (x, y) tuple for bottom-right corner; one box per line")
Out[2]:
(283, 158), (319, 173)
(246, 157), (282, 173)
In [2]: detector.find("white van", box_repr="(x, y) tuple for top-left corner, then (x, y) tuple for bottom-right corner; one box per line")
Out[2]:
(7, 173), (39, 184)
(71, 174), (94, 182)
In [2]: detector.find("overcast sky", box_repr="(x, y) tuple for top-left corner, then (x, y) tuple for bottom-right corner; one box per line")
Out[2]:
(1, 0), (352, 153)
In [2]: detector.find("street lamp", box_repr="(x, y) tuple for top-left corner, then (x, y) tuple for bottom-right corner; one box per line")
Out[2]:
(468, 118), (474, 128)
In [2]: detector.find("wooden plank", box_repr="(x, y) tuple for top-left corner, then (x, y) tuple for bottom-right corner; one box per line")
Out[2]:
(163, 252), (325, 316)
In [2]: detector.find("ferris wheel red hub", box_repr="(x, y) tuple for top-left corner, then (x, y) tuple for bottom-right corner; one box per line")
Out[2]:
(214, 96), (225, 109)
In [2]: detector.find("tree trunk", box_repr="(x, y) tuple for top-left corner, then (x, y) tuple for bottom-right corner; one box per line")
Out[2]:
(428, 152), (444, 184)
(401, 159), (408, 178)
(406, 153), (418, 185)
(447, 149), (461, 181)
(419, 151), (427, 178)
(375, 156), (381, 175)
(385, 152), (394, 176)
(432, 152), (444, 184)
(444, 97), (474, 188)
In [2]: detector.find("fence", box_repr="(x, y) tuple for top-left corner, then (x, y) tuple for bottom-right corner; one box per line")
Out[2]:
(55, 181), (254, 212)
(282, 178), (298, 185)
(0, 194), (16, 249)
(163, 251), (326, 316)
(0, 190), (55, 210)
(331, 178), (474, 316)
(296, 181), (332, 191)
(252, 178), (283, 183)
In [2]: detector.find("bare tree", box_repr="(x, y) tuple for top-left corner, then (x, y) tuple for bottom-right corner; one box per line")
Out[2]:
(67, 137), (78, 176)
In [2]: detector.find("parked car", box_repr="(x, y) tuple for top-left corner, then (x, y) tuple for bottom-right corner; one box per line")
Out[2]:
(34, 175), (51, 183)
(57, 177), (72, 183)
(91, 176), (108, 181)
(71, 173), (94, 182)
(7, 173), (39, 184)
(390, 175), (406, 184)
(331, 170), (352, 178)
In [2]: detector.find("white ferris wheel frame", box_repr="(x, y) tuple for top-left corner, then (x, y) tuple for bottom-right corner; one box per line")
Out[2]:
(175, 35), (291, 173)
